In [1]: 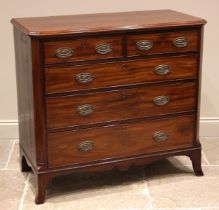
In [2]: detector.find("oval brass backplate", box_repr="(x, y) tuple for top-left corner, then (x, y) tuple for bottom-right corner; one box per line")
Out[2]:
(77, 104), (94, 116)
(173, 37), (188, 48)
(153, 96), (170, 106)
(136, 40), (153, 51)
(75, 72), (94, 84)
(55, 47), (74, 58)
(77, 141), (94, 152)
(95, 43), (112, 54)
(154, 65), (170, 76)
(152, 131), (169, 142)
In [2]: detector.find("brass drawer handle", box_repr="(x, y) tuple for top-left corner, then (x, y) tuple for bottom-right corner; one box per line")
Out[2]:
(173, 37), (188, 48)
(136, 40), (153, 51)
(96, 43), (112, 54)
(77, 141), (94, 152)
(75, 72), (94, 84)
(154, 65), (170, 76)
(77, 104), (94, 116)
(55, 47), (74, 58)
(153, 96), (169, 106)
(152, 131), (169, 142)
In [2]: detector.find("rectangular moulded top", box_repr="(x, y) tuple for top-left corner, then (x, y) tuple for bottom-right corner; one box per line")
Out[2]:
(11, 9), (206, 37)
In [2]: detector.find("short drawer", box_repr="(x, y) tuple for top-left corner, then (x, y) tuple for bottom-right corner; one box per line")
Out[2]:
(45, 55), (198, 94)
(46, 82), (196, 129)
(44, 36), (123, 64)
(127, 30), (198, 57)
(47, 114), (194, 167)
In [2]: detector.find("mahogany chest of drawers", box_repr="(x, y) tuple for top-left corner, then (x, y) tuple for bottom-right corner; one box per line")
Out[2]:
(11, 10), (206, 204)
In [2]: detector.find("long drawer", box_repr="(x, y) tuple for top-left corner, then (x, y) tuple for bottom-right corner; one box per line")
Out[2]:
(46, 82), (196, 129)
(45, 55), (198, 94)
(47, 114), (194, 167)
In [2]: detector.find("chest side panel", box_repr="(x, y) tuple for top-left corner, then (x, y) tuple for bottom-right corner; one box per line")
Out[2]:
(13, 28), (37, 168)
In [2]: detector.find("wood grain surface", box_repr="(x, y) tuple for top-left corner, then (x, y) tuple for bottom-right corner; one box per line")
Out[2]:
(11, 10), (206, 36)
(127, 30), (198, 56)
(47, 114), (194, 167)
(44, 36), (123, 64)
(46, 82), (196, 129)
(45, 55), (198, 94)
(11, 10), (206, 204)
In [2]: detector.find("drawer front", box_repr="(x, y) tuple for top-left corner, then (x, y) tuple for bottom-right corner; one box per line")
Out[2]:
(46, 82), (196, 129)
(45, 55), (197, 94)
(127, 30), (198, 57)
(44, 36), (123, 64)
(47, 115), (194, 167)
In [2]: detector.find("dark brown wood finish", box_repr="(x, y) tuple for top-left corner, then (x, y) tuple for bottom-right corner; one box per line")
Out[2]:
(11, 10), (206, 36)
(194, 26), (205, 147)
(31, 39), (48, 171)
(127, 30), (198, 57)
(45, 55), (198, 94)
(44, 36), (123, 64)
(13, 28), (37, 170)
(47, 82), (196, 129)
(11, 10), (206, 204)
(48, 115), (194, 167)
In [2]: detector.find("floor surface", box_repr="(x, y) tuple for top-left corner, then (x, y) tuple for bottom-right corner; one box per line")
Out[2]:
(0, 137), (218, 210)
